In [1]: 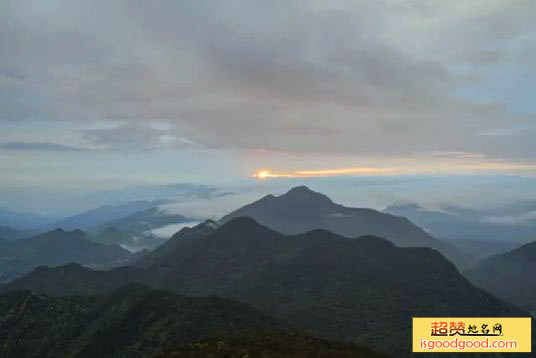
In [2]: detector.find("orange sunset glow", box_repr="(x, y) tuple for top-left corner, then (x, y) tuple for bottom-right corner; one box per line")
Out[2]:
(252, 167), (392, 179)
(252, 161), (536, 179)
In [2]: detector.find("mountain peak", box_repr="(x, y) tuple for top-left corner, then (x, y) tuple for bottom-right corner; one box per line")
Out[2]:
(285, 185), (314, 195)
(282, 186), (329, 199)
(278, 186), (335, 208)
(282, 185), (327, 198)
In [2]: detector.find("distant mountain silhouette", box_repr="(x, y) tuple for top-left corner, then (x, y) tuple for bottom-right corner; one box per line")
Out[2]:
(221, 186), (472, 268)
(3, 218), (524, 355)
(384, 201), (536, 243)
(90, 226), (155, 253)
(0, 208), (57, 230)
(94, 227), (136, 246)
(0, 229), (135, 282)
(466, 240), (536, 312)
(134, 219), (220, 268)
(0, 283), (281, 358)
(51, 200), (166, 231)
(49, 203), (196, 251)
(95, 207), (194, 239)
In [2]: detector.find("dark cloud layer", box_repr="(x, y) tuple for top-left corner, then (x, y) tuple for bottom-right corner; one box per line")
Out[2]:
(1, 0), (535, 161)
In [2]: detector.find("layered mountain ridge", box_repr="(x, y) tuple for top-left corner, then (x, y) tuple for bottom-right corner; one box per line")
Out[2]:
(0, 228), (137, 282)
(221, 186), (472, 268)
(466, 240), (536, 312)
(0, 283), (282, 358)
(2, 216), (525, 356)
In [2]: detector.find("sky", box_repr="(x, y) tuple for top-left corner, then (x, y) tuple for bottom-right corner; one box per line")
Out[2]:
(1, 0), (536, 215)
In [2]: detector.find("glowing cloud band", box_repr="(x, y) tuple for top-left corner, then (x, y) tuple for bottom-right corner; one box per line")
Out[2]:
(252, 167), (392, 179)
(252, 162), (536, 179)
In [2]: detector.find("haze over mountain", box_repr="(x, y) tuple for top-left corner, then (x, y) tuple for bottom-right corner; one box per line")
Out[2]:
(384, 202), (536, 242)
(3, 196), (222, 251)
(384, 202), (531, 259)
(95, 207), (195, 240)
(221, 186), (472, 268)
(3, 217), (525, 356)
(0, 208), (57, 231)
(93, 227), (139, 247)
(50, 200), (168, 231)
(0, 228), (136, 282)
(466, 240), (536, 313)
(31, 201), (198, 251)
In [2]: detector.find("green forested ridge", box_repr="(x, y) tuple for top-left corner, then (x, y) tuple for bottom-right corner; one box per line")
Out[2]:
(156, 334), (388, 358)
(1, 217), (528, 356)
(0, 263), (147, 296)
(0, 228), (135, 282)
(0, 284), (281, 358)
(134, 220), (219, 268)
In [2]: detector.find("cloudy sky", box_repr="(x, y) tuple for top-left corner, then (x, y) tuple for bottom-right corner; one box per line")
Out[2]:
(1, 0), (536, 214)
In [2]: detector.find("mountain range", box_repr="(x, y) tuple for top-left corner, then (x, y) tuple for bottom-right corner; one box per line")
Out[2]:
(2, 216), (526, 356)
(3, 186), (525, 263)
(0, 201), (197, 252)
(0, 282), (389, 358)
(1, 186), (534, 356)
(221, 186), (472, 268)
(0, 283), (283, 358)
(47, 200), (168, 231)
(384, 202), (536, 242)
(0, 207), (57, 230)
(0, 228), (138, 282)
(93, 207), (195, 250)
